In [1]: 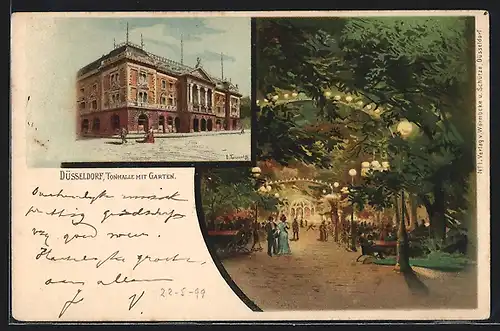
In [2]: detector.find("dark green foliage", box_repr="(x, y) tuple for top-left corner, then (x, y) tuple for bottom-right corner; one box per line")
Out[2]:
(255, 16), (476, 243)
(201, 168), (280, 222)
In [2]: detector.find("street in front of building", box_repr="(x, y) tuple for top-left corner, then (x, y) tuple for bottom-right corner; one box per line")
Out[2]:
(67, 131), (251, 163)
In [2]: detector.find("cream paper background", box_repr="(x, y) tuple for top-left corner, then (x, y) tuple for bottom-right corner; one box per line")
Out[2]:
(11, 10), (490, 321)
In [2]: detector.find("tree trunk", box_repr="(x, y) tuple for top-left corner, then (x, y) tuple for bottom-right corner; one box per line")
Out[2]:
(402, 198), (411, 228)
(395, 191), (412, 273)
(350, 204), (357, 251)
(409, 194), (419, 230)
(394, 197), (401, 232)
(330, 202), (339, 242)
(254, 202), (259, 222)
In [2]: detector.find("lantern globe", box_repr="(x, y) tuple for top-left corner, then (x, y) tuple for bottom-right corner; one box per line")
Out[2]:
(397, 120), (413, 137)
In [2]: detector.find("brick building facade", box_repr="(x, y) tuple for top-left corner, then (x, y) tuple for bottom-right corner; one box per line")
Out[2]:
(76, 41), (242, 136)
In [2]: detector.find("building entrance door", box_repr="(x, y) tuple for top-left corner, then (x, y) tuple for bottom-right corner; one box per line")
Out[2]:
(138, 114), (148, 132)
(193, 118), (200, 132)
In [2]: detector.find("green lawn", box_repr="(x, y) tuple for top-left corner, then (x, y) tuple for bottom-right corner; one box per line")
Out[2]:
(373, 252), (471, 272)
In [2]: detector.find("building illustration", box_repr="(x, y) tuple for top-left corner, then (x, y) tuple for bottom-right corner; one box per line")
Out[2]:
(76, 28), (242, 137)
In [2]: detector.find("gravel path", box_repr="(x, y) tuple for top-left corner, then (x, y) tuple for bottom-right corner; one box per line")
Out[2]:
(221, 230), (477, 311)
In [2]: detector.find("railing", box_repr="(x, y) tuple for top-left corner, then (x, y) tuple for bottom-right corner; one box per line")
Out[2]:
(115, 41), (142, 49)
(146, 51), (193, 74)
(126, 101), (177, 111)
(101, 53), (126, 68)
(158, 104), (176, 111)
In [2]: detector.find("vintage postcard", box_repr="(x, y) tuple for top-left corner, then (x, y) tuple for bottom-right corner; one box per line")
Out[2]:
(11, 11), (489, 323)
(21, 13), (251, 166)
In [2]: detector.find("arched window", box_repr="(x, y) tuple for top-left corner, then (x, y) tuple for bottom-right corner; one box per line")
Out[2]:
(174, 117), (181, 133)
(92, 117), (100, 132)
(159, 115), (166, 133)
(111, 114), (120, 131)
(193, 118), (199, 132)
(81, 119), (89, 133)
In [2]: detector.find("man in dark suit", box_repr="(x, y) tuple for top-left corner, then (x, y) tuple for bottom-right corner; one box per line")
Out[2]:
(292, 218), (299, 240)
(265, 216), (276, 257)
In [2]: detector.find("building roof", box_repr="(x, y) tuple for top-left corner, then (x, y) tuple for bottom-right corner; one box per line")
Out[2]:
(77, 41), (241, 95)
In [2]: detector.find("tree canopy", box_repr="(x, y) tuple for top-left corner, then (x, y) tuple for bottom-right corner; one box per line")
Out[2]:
(255, 16), (476, 241)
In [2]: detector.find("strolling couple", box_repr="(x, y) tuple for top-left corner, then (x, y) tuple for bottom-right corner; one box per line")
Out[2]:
(264, 214), (291, 257)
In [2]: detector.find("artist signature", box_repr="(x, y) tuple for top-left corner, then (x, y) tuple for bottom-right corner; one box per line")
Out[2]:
(225, 154), (249, 161)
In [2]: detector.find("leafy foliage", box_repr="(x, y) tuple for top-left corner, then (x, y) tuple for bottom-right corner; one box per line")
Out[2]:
(256, 101), (343, 168)
(201, 168), (280, 222)
(255, 16), (476, 241)
(201, 17), (475, 247)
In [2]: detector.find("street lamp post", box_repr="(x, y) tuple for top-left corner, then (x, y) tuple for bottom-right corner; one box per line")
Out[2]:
(394, 120), (413, 273)
(340, 186), (350, 248)
(329, 182), (341, 242)
(348, 168), (357, 252)
(251, 167), (264, 224)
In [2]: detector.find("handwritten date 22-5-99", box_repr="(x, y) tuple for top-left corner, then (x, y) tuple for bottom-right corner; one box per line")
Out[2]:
(160, 287), (205, 299)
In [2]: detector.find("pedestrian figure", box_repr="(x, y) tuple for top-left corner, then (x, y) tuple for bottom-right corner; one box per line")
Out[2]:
(120, 127), (128, 144)
(324, 221), (329, 242)
(251, 221), (262, 251)
(292, 218), (299, 240)
(319, 221), (328, 241)
(147, 128), (155, 143)
(276, 214), (291, 255)
(265, 216), (276, 256)
(272, 223), (279, 253)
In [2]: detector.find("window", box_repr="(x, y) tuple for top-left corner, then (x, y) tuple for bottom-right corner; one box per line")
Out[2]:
(110, 93), (119, 105)
(168, 96), (174, 106)
(110, 73), (119, 86)
(139, 72), (147, 84)
(169, 83), (174, 90)
(79, 102), (86, 110)
(161, 96), (167, 105)
(138, 91), (148, 103)
(92, 100), (98, 110)
(161, 80), (166, 89)
(93, 118), (100, 131)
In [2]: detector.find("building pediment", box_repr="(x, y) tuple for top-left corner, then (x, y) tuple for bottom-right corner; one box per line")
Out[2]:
(186, 68), (214, 83)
